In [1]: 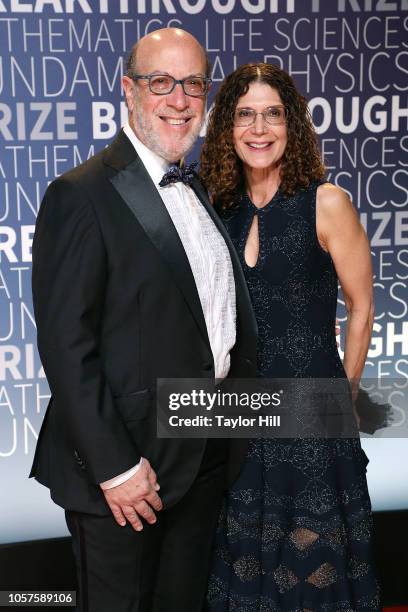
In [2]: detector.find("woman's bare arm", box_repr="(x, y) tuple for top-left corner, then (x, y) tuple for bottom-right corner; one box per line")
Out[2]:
(317, 183), (374, 401)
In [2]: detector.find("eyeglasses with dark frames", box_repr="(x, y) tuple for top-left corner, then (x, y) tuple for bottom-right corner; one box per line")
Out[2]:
(131, 73), (211, 97)
(233, 105), (288, 127)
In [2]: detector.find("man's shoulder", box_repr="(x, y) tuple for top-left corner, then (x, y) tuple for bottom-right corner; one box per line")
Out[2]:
(53, 145), (106, 188)
(42, 150), (105, 212)
(48, 130), (134, 194)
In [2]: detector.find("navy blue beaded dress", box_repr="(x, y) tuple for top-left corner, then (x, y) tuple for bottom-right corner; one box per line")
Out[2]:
(207, 181), (380, 612)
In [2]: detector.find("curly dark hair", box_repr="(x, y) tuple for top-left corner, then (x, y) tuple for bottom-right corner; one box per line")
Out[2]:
(200, 63), (326, 209)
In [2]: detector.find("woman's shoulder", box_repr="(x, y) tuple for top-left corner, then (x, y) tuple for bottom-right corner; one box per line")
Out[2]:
(316, 182), (358, 226)
(289, 178), (327, 200)
(316, 182), (353, 209)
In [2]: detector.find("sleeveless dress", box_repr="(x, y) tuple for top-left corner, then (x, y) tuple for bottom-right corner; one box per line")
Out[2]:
(207, 182), (380, 611)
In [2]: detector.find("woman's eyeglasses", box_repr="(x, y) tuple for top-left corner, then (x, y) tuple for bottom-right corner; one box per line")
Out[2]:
(233, 105), (288, 127)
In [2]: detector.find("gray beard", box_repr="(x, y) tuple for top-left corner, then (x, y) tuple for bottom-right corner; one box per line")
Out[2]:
(131, 103), (203, 163)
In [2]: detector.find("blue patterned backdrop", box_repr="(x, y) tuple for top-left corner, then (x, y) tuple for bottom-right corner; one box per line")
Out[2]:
(0, 0), (407, 543)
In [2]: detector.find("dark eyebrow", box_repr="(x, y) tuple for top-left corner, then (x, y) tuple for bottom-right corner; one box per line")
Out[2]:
(235, 105), (284, 110)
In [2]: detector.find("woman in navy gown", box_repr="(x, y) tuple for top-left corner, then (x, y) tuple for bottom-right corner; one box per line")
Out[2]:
(200, 63), (380, 611)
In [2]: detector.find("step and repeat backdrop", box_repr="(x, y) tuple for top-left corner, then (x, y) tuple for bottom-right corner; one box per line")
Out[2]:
(0, 0), (407, 543)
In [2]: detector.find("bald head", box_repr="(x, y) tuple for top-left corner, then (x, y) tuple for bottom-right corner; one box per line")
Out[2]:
(126, 28), (210, 78)
(122, 27), (209, 162)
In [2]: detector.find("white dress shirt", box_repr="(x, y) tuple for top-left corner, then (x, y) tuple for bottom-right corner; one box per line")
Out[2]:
(100, 123), (236, 490)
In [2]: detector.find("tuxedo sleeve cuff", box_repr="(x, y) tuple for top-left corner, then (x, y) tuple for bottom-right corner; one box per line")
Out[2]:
(99, 458), (143, 490)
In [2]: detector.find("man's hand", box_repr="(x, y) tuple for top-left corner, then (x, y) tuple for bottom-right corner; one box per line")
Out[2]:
(102, 458), (163, 531)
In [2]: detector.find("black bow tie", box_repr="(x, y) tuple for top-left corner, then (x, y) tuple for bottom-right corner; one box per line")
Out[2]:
(159, 161), (198, 187)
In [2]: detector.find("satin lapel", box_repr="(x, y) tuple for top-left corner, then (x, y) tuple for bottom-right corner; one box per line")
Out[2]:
(190, 176), (258, 339)
(109, 154), (210, 347)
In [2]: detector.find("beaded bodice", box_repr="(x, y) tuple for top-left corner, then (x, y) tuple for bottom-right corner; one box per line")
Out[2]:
(222, 181), (345, 378)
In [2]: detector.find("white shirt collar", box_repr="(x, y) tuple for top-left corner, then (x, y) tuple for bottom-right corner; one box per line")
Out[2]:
(123, 121), (169, 187)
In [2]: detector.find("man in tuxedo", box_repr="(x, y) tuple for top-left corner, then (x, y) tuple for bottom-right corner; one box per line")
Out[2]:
(30, 27), (256, 612)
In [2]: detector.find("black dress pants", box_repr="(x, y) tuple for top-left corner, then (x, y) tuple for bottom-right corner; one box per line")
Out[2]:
(65, 440), (227, 612)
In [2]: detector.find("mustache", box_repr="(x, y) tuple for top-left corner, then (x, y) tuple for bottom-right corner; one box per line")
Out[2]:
(154, 109), (197, 119)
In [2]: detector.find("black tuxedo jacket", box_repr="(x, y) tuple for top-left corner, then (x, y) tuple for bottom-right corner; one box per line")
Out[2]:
(30, 130), (257, 515)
